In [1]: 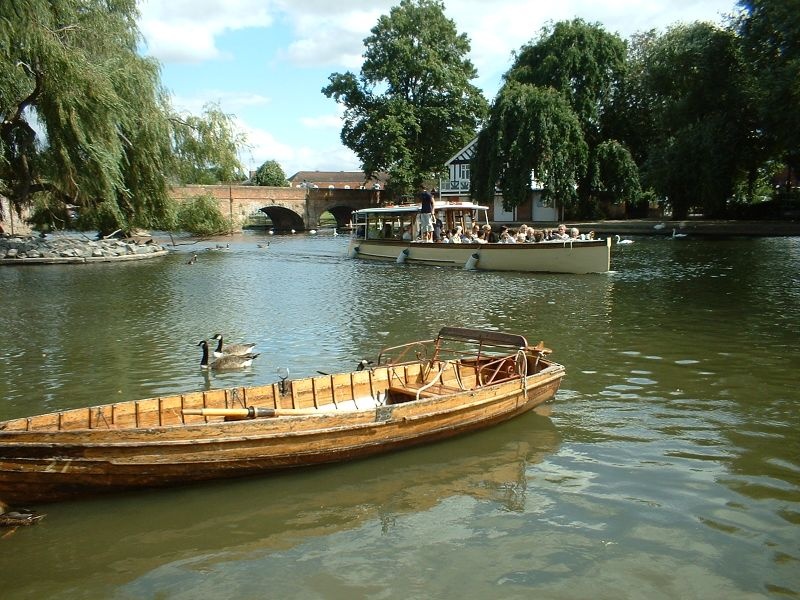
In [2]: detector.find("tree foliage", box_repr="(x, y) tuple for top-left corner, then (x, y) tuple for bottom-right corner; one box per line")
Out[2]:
(472, 19), (633, 216)
(171, 102), (248, 185)
(322, 0), (487, 194)
(0, 0), (174, 232)
(506, 19), (627, 146)
(174, 193), (230, 236)
(737, 0), (800, 176)
(0, 2), (250, 234)
(472, 82), (587, 208)
(251, 160), (288, 186)
(590, 140), (641, 203)
(636, 23), (755, 218)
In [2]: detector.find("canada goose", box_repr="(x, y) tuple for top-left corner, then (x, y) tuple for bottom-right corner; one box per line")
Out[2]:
(186, 253), (198, 264)
(356, 359), (374, 371)
(211, 333), (256, 357)
(198, 340), (259, 370)
(614, 235), (634, 245)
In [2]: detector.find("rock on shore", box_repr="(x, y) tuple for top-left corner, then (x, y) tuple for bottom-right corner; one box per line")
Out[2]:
(0, 233), (168, 264)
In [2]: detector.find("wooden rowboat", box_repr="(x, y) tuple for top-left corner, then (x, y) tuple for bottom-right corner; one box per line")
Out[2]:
(0, 327), (565, 505)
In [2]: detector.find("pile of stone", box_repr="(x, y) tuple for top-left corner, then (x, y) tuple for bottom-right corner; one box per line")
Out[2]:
(0, 233), (168, 263)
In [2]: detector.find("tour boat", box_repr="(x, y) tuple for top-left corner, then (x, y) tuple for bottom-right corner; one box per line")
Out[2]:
(347, 201), (611, 274)
(0, 327), (565, 504)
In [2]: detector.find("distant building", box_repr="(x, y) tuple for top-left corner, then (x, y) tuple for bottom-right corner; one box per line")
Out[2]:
(288, 171), (388, 191)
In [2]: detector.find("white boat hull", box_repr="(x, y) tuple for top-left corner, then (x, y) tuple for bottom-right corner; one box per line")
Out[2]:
(348, 238), (611, 274)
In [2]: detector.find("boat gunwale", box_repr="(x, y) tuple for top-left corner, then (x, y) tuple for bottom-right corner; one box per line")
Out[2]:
(0, 364), (565, 446)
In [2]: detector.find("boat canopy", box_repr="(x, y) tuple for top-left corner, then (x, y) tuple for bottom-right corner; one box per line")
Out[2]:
(352, 200), (489, 216)
(351, 201), (491, 241)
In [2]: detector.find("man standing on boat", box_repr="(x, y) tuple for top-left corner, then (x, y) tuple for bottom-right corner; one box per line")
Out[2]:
(419, 187), (435, 242)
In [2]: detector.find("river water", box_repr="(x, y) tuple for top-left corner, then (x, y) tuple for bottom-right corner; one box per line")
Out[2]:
(1, 231), (798, 599)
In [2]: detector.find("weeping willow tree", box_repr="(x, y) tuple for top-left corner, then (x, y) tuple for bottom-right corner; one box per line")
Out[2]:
(472, 19), (634, 217)
(0, 0), (174, 233)
(472, 82), (587, 210)
(171, 102), (248, 185)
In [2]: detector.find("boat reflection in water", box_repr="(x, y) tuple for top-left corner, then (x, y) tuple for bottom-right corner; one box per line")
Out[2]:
(3, 412), (560, 599)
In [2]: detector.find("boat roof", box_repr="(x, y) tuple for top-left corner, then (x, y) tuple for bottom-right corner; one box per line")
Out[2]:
(353, 201), (488, 215)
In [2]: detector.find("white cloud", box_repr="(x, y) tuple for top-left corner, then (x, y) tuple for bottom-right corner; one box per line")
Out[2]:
(300, 114), (343, 129)
(236, 119), (360, 176)
(138, 0), (275, 62)
(170, 91), (271, 116)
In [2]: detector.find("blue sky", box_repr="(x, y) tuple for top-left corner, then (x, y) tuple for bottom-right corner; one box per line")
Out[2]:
(137, 0), (737, 179)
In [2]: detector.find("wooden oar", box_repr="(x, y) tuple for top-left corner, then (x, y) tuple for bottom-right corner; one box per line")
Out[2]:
(182, 407), (322, 419)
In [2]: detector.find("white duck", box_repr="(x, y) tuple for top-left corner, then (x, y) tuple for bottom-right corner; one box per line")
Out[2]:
(672, 228), (687, 238)
(614, 235), (634, 245)
(211, 333), (257, 358)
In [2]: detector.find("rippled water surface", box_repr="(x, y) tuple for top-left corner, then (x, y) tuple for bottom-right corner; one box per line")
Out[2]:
(1, 232), (798, 599)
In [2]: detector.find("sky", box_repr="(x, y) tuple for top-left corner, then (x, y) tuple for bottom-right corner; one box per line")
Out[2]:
(137, 0), (738, 179)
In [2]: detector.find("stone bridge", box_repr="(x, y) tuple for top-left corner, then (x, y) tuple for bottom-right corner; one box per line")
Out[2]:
(170, 185), (383, 232)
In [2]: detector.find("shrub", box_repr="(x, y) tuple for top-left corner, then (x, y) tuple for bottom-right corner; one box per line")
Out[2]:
(176, 194), (230, 235)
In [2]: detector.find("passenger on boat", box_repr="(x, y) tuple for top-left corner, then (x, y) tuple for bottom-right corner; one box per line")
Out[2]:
(402, 225), (413, 240)
(419, 188), (435, 242)
(554, 224), (570, 240)
(450, 227), (463, 243)
(569, 227), (580, 239)
(433, 216), (444, 242)
(483, 224), (499, 243)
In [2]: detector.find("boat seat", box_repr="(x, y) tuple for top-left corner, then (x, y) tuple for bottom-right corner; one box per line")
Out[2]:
(386, 382), (463, 404)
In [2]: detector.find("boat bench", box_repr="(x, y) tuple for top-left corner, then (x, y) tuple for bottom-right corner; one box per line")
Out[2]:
(386, 381), (464, 404)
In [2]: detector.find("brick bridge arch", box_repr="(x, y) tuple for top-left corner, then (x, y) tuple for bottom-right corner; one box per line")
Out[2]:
(170, 185), (383, 231)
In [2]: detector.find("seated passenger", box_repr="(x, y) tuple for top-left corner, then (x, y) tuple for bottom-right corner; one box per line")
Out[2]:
(402, 225), (412, 241)
(554, 224), (570, 240)
(569, 227), (580, 239)
(433, 217), (444, 242)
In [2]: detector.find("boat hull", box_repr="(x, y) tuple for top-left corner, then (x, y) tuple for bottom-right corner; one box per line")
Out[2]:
(0, 372), (563, 504)
(348, 238), (611, 274)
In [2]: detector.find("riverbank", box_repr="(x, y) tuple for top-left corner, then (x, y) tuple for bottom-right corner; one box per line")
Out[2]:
(0, 233), (169, 265)
(557, 218), (800, 237)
